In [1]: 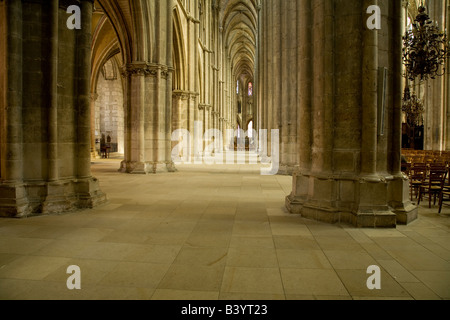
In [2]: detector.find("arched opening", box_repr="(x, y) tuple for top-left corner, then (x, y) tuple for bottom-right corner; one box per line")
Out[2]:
(91, 1), (131, 159)
(95, 56), (125, 157)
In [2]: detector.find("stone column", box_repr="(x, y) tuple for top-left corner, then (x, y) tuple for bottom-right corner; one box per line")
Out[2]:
(423, 1), (446, 150)
(120, 63), (146, 173)
(260, 3), (268, 159)
(120, 63), (176, 174)
(265, 0), (274, 158)
(74, 0), (107, 208)
(282, 0), (300, 175)
(2, 0), (23, 183)
(279, 0), (290, 174)
(285, 0), (413, 228)
(0, 0), (29, 217)
(76, 0), (94, 179)
(90, 93), (99, 159)
(286, 0), (312, 208)
(1, 0), (106, 217)
(164, 0), (174, 168)
(389, 0), (418, 224)
(42, 0), (67, 214)
(48, 0), (59, 182)
(361, 0), (379, 178)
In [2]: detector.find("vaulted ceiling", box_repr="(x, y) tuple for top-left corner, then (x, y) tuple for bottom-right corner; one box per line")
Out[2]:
(219, 0), (259, 85)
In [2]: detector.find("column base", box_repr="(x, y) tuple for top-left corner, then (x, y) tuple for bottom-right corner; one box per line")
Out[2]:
(286, 195), (397, 228)
(0, 177), (107, 218)
(74, 177), (108, 209)
(388, 174), (418, 225)
(286, 172), (402, 228)
(0, 184), (31, 218)
(41, 182), (76, 214)
(119, 161), (178, 174)
(277, 165), (297, 176)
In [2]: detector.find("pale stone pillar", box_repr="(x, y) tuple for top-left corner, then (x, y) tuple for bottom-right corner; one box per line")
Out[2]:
(266, 0), (274, 158)
(260, 3), (268, 159)
(90, 93), (99, 159)
(120, 63), (176, 173)
(280, 0), (290, 174)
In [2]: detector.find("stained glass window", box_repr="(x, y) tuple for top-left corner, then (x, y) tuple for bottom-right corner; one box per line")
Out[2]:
(248, 82), (253, 96)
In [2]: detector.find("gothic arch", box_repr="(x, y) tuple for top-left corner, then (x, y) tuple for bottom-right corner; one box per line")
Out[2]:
(95, 0), (132, 65)
(91, 11), (122, 97)
(173, 6), (186, 91)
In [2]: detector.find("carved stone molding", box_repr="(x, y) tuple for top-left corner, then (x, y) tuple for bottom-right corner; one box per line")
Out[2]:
(121, 63), (172, 79)
(173, 90), (190, 100)
(198, 104), (212, 111)
(189, 92), (200, 101)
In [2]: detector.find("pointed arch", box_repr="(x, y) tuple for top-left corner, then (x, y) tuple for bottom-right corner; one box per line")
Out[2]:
(173, 6), (186, 91)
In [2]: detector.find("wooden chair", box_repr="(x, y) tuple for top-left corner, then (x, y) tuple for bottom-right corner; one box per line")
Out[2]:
(409, 163), (428, 201)
(438, 167), (450, 213)
(438, 190), (450, 213)
(402, 162), (411, 176)
(418, 168), (448, 208)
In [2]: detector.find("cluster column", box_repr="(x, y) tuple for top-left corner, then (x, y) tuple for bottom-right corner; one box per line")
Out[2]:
(0, 0), (28, 217)
(278, 0), (417, 227)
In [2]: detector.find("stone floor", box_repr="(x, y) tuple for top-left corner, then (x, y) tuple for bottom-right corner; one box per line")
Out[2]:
(0, 158), (449, 300)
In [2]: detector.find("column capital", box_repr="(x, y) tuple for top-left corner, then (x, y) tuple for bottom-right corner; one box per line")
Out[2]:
(173, 90), (190, 100)
(121, 62), (173, 79)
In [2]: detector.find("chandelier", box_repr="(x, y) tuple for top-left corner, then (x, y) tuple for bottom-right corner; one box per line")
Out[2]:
(402, 6), (449, 81)
(402, 87), (424, 126)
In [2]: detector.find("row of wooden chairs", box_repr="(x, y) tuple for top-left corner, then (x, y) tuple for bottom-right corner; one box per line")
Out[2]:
(405, 162), (450, 213)
(403, 149), (450, 165)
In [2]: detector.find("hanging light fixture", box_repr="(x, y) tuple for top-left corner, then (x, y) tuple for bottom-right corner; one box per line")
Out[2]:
(402, 86), (424, 126)
(402, 6), (449, 81)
